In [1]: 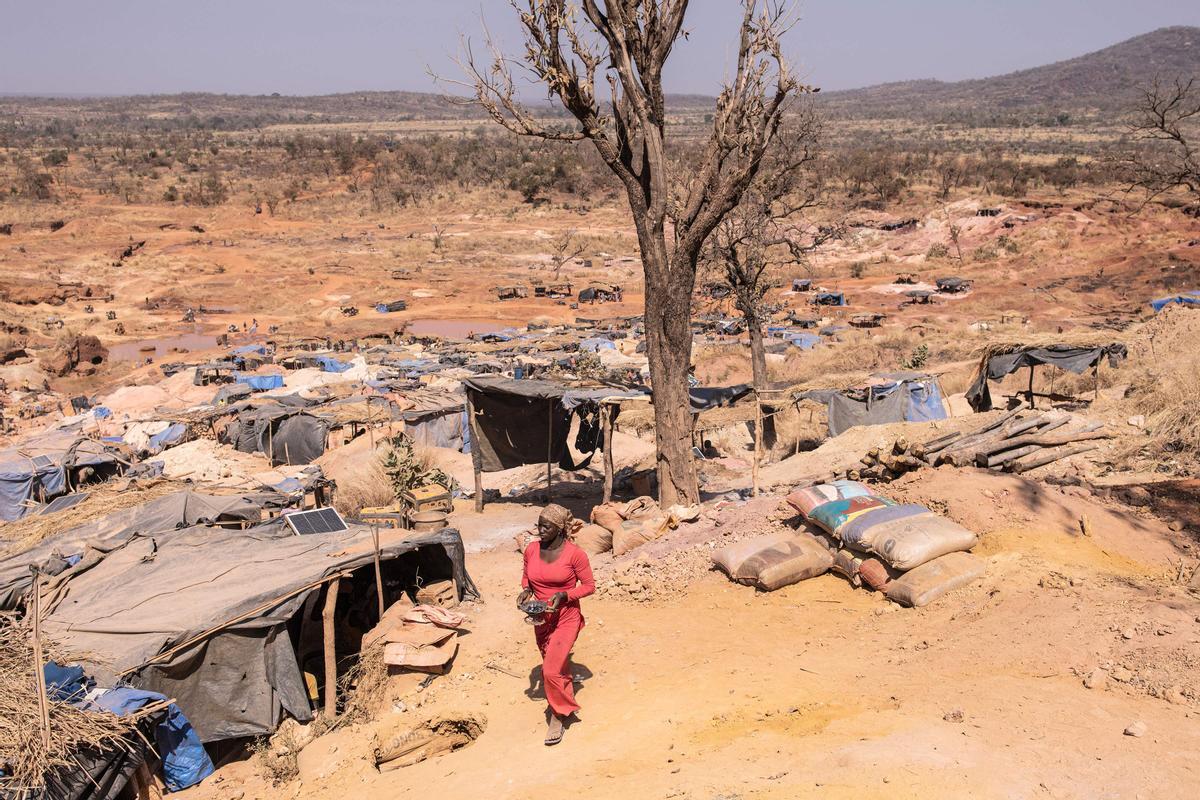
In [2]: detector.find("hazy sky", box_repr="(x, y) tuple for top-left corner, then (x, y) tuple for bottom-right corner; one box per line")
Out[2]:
(1, 1), (1197, 96)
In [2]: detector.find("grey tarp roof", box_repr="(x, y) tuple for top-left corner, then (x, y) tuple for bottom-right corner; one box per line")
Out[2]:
(0, 428), (124, 522)
(39, 521), (477, 742)
(0, 490), (265, 611)
(966, 344), (1128, 411)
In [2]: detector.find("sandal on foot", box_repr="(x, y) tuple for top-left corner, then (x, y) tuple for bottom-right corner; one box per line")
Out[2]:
(544, 716), (564, 746)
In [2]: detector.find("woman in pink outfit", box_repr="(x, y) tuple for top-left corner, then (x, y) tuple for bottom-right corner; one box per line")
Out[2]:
(517, 504), (595, 745)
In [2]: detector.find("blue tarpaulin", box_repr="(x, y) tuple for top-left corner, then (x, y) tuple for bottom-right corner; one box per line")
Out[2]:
(313, 355), (352, 373)
(234, 373), (285, 391)
(230, 344), (267, 356)
(147, 423), (187, 454)
(1150, 292), (1200, 312)
(91, 687), (215, 792)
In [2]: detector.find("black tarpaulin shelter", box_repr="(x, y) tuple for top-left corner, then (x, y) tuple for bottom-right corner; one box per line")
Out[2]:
(218, 404), (328, 466)
(462, 376), (597, 473)
(38, 521), (477, 743)
(965, 343), (1128, 411)
(462, 376), (646, 510)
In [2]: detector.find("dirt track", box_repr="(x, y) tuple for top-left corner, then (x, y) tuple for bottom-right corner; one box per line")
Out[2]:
(177, 468), (1200, 800)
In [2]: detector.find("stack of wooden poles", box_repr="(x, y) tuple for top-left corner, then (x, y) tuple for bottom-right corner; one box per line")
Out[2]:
(846, 410), (1112, 483)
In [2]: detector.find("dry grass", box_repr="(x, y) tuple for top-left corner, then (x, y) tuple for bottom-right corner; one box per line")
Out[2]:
(1127, 355), (1200, 462)
(333, 457), (395, 518)
(0, 479), (186, 556)
(0, 617), (143, 792)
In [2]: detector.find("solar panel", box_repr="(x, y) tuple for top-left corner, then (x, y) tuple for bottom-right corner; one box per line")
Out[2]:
(39, 492), (91, 515)
(285, 508), (348, 536)
(31, 455), (54, 469)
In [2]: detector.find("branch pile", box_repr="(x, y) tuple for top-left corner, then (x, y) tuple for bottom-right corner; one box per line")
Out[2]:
(0, 617), (142, 792)
(843, 410), (1113, 483)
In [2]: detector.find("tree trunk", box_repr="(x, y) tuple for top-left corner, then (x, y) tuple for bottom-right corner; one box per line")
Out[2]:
(747, 313), (768, 391)
(745, 308), (775, 449)
(642, 244), (700, 507)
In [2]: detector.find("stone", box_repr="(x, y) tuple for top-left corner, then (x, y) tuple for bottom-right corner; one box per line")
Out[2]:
(1111, 666), (1133, 683)
(943, 709), (964, 723)
(1127, 415), (1145, 428)
(1083, 670), (1103, 689)
(1121, 629), (1135, 640)
(1167, 520), (1185, 532)
(1123, 721), (1147, 737)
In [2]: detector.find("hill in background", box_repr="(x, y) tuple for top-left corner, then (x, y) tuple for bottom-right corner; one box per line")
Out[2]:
(1, 27), (1196, 130)
(816, 26), (1200, 123)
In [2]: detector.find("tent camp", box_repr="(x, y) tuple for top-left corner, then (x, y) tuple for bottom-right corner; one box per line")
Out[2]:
(0, 430), (127, 522)
(36, 520), (477, 743)
(965, 343), (1127, 412)
(797, 372), (948, 436)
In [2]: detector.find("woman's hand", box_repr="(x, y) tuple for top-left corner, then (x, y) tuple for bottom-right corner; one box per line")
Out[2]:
(516, 589), (533, 609)
(547, 591), (568, 611)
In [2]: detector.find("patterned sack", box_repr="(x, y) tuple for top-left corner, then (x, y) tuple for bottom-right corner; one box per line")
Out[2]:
(785, 480), (872, 516)
(806, 495), (895, 534)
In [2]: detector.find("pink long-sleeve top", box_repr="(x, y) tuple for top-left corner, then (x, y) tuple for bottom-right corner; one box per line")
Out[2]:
(521, 541), (595, 609)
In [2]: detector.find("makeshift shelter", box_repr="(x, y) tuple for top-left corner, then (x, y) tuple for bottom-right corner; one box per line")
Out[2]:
(0, 431), (126, 522)
(850, 313), (886, 328)
(936, 277), (972, 294)
(234, 372), (284, 391)
(36, 521), (478, 743)
(797, 372), (948, 436)
(0, 490), (266, 611)
(965, 342), (1127, 411)
(906, 289), (934, 305)
(462, 376), (644, 509)
(792, 278), (813, 292)
(375, 300), (407, 313)
(1149, 292), (1200, 312)
(218, 404), (328, 466)
(496, 286), (529, 300)
(813, 292), (847, 306)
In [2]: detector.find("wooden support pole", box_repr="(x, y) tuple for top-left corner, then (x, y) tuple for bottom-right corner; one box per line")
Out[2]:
(371, 524), (385, 619)
(1093, 361), (1101, 403)
(322, 578), (340, 718)
(367, 398), (375, 448)
(545, 399), (554, 505)
(602, 403), (614, 504)
(31, 569), (51, 751)
(752, 393), (762, 498)
(1027, 365), (1036, 409)
(466, 394), (484, 513)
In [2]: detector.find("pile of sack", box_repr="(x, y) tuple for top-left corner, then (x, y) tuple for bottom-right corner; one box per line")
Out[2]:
(711, 479), (985, 607)
(576, 497), (701, 556)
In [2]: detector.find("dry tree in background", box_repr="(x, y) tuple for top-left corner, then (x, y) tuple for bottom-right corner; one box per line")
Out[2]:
(450, 0), (812, 504)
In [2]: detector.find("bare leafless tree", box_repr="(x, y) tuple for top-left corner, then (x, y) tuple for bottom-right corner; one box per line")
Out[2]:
(1117, 77), (1200, 206)
(702, 113), (827, 391)
(455, 0), (809, 504)
(549, 229), (585, 280)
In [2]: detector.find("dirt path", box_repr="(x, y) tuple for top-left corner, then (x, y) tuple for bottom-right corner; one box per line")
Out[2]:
(182, 472), (1200, 800)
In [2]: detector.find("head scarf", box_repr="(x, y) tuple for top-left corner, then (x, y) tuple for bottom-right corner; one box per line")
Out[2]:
(542, 506), (583, 537)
